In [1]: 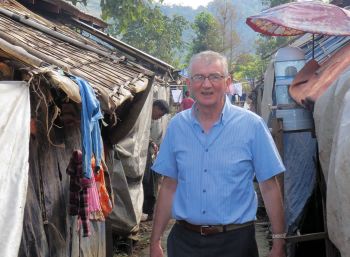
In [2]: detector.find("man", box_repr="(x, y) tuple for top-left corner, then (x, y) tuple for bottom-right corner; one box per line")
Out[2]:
(179, 90), (195, 111)
(142, 99), (170, 221)
(150, 51), (286, 257)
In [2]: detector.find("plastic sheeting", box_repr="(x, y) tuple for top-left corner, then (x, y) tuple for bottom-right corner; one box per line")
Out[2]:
(283, 132), (316, 233)
(107, 82), (170, 236)
(0, 81), (30, 257)
(108, 85), (153, 235)
(314, 68), (350, 256)
(20, 126), (106, 257)
(261, 60), (275, 123)
(261, 61), (317, 234)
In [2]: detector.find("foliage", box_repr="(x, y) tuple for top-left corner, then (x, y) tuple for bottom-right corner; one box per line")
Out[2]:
(255, 0), (294, 63)
(66, 0), (188, 66)
(118, 7), (188, 65)
(100, 0), (160, 34)
(232, 53), (265, 81)
(187, 12), (222, 58)
(255, 36), (291, 59)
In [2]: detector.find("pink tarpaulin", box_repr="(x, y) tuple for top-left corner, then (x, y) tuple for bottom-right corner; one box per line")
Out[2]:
(246, 1), (350, 36)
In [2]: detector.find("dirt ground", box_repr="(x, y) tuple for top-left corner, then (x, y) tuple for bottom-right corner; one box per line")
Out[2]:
(114, 219), (271, 257)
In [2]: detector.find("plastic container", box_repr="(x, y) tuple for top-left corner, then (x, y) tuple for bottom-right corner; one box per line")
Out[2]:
(276, 109), (313, 132)
(273, 47), (313, 131)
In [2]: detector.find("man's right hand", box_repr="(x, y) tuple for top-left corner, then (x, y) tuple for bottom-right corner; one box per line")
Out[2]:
(150, 240), (163, 257)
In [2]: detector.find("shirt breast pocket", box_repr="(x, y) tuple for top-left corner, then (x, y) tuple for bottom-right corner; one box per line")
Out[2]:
(216, 146), (253, 180)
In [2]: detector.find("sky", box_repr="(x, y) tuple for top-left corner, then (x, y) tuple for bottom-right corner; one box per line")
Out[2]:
(159, 0), (212, 9)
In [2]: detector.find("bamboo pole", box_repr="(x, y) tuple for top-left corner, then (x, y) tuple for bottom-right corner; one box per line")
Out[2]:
(0, 8), (121, 62)
(0, 31), (70, 71)
(0, 37), (43, 67)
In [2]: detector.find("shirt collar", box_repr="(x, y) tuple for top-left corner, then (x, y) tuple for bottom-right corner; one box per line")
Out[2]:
(190, 96), (231, 126)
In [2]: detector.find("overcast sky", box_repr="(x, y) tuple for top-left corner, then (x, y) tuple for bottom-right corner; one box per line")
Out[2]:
(159, 0), (212, 9)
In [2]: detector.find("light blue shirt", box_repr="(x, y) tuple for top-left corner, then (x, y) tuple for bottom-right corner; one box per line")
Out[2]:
(152, 97), (285, 225)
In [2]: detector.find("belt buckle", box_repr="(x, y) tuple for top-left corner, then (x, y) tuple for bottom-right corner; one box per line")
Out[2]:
(200, 225), (210, 236)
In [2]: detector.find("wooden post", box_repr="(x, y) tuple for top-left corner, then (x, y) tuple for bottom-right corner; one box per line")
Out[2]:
(271, 118), (284, 198)
(105, 219), (114, 257)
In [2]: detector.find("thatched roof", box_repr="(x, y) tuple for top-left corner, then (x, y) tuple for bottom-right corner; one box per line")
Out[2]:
(0, 0), (155, 113)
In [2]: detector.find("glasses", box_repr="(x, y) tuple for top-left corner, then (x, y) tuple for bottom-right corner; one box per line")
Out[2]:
(191, 74), (226, 84)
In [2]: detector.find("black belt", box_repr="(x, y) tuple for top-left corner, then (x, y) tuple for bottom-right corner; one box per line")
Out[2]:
(176, 220), (255, 236)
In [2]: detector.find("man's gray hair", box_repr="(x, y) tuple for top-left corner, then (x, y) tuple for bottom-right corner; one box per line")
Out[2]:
(188, 51), (229, 77)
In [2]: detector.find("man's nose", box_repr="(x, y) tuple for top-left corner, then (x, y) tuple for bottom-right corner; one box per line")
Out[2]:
(202, 77), (212, 87)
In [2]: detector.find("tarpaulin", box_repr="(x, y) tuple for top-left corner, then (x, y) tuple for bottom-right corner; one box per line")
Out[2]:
(107, 82), (170, 236)
(290, 44), (350, 109)
(314, 68), (350, 256)
(0, 81), (30, 257)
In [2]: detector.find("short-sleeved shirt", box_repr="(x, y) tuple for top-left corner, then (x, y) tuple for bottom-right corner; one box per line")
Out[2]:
(152, 97), (285, 225)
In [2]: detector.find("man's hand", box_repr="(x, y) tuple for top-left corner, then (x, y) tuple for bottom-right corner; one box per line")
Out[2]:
(269, 238), (286, 257)
(150, 177), (177, 257)
(151, 141), (159, 153)
(259, 176), (286, 257)
(150, 239), (164, 257)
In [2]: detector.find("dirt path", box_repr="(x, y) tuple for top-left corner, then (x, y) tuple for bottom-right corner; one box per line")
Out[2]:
(115, 220), (271, 257)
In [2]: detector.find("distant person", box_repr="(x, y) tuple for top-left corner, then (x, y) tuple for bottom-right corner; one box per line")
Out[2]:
(150, 51), (286, 257)
(179, 90), (194, 111)
(142, 99), (170, 221)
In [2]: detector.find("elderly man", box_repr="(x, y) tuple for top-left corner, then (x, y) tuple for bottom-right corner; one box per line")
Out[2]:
(149, 51), (286, 257)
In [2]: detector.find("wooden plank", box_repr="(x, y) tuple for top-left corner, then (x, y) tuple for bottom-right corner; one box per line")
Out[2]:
(286, 232), (327, 243)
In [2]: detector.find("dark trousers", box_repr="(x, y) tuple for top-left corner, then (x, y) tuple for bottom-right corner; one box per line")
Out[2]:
(167, 223), (259, 257)
(142, 146), (159, 215)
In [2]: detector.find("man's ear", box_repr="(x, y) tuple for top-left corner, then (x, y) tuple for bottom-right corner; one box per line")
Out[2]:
(225, 75), (232, 88)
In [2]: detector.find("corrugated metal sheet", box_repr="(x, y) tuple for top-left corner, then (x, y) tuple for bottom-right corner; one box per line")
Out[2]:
(0, 1), (154, 113)
(291, 33), (350, 63)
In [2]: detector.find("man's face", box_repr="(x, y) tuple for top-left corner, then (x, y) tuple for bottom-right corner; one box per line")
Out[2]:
(152, 106), (166, 120)
(187, 59), (231, 110)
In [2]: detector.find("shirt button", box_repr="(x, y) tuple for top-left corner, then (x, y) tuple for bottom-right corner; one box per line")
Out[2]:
(202, 210), (206, 214)
(201, 130), (204, 133)
(205, 149), (208, 152)
(203, 189), (206, 193)
(204, 169), (207, 172)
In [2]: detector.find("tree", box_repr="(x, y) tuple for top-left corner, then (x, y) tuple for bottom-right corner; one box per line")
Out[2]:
(119, 7), (188, 65)
(100, 0), (161, 34)
(66, 0), (188, 66)
(65, 0), (158, 33)
(210, 0), (239, 66)
(256, 0), (294, 62)
(233, 53), (265, 81)
(188, 12), (222, 57)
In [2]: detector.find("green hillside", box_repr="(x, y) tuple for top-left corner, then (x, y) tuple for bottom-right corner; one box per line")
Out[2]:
(72, 0), (263, 57)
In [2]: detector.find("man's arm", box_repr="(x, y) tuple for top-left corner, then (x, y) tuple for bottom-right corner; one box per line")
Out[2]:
(150, 176), (177, 257)
(259, 175), (286, 257)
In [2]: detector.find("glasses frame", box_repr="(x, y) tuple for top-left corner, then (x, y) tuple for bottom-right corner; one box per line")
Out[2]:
(190, 73), (227, 84)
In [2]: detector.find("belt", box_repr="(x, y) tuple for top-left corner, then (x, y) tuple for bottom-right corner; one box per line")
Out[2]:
(176, 220), (255, 236)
